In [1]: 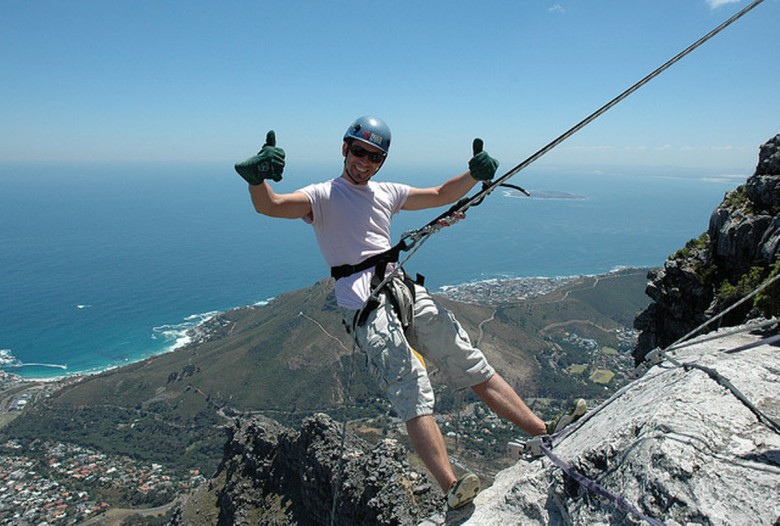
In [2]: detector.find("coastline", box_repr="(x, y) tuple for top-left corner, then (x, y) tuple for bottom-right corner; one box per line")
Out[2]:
(436, 266), (647, 304)
(1, 267), (650, 387)
(437, 275), (583, 304)
(0, 310), (226, 384)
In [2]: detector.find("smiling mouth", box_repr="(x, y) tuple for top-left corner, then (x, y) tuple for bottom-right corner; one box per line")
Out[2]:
(344, 162), (374, 185)
(352, 162), (374, 178)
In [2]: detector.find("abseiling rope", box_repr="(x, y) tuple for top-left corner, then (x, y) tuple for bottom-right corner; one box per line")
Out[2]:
(540, 442), (668, 526)
(419, 0), (768, 229)
(369, 0), (768, 301)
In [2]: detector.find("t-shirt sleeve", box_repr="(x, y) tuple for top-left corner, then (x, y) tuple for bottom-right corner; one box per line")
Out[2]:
(387, 182), (411, 214)
(297, 183), (321, 225)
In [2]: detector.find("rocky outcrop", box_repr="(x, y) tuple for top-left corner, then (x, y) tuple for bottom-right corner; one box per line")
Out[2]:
(211, 413), (441, 525)
(463, 325), (780, 525)
(460, 138), (780, 524)
(200, 327), (780, 525)
(634, 135), (780, 364)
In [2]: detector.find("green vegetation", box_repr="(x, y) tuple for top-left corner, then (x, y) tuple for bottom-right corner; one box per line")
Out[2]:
(716, 256), (780, 317)
(2, 403), (225, 476)
(755, 256), (780, 316)
(589, 369), (615, 384)
(121, 513), (175, 526)
(551, 271), (652, 327)
(719, 183), (779, 216)
(722, 185), (755, 214)
(717, 266), (764, 303)
(670, 233), (720, 287)
(673, 233), (710, 260)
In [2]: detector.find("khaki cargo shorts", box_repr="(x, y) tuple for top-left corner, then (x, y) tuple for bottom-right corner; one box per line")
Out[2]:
(345, 284), (495, 422)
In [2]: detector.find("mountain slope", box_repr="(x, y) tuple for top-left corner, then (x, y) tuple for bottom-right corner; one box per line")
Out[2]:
(45, 270), (649, 410)
(3, 270), (649, 477)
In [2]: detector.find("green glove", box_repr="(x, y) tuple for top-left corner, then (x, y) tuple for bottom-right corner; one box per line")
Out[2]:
(234, 130), (286, 185)
(468, 138), (499, 181)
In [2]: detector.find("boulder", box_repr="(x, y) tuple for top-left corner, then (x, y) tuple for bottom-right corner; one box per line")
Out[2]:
(212, 413), (441, 525)
(463, 325), (780, 525)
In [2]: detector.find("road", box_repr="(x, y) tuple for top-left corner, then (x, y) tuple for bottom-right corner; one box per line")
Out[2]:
(79, 497), (180, 525)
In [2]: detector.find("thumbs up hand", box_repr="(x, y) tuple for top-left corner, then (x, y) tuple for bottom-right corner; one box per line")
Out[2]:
(234, 130), (286, 185)
(468, 138), (499, 181)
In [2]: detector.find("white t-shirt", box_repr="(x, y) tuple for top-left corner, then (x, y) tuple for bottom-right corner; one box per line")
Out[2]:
(298, 177), (410, 309)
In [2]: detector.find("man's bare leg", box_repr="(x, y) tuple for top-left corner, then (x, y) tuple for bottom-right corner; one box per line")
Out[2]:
(471, 373), (546, 436)
(406, 414), (457, 492)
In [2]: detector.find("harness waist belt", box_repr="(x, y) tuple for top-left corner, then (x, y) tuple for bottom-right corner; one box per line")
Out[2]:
(330, 241), (407, 280)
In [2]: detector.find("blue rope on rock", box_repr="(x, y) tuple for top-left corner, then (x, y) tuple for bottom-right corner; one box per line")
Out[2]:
(540, 443), (667, 526)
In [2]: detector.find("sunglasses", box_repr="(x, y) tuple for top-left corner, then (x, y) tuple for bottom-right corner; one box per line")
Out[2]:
(349, 144), (386, 163)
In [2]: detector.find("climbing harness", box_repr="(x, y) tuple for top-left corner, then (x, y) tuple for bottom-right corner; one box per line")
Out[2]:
(333, 254), (424, 332)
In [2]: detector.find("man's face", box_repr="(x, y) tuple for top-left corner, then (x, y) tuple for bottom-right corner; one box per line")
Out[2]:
(342, 140), (386, 185)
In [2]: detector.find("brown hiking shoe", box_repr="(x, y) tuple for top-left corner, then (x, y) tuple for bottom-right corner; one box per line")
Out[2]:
(546, 398), (587, 434)
(447, 472), (480, 509)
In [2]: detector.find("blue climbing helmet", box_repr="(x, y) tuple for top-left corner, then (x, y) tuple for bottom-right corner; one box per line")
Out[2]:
(343, 116), (391, 154)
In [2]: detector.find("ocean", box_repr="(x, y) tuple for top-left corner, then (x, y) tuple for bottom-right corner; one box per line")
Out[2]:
(0, 161), (743, 379)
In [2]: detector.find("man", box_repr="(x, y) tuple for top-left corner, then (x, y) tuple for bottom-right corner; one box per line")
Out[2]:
(236, 116), (585, 509)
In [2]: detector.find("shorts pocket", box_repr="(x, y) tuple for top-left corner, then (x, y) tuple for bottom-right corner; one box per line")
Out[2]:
(365, 332), (413, 389)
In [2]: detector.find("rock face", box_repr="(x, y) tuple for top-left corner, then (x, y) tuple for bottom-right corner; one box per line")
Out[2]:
(211, 413), (441, 525)
(196, 328), (780, 525)
(464, 326), (780, 525)
(634, 135), (780, 364)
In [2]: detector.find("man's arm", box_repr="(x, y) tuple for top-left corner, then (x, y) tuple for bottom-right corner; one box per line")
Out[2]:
(249, 182), (312, 219)
(402, 172), (479, 211)
(402, 138), (498, 211)
(236, 130), (312, 219)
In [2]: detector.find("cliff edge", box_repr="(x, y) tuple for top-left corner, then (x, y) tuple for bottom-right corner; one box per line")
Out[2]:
(181, 413), (442, 525)
(634, 134), (780, 364)
(463, 325), (779, 525)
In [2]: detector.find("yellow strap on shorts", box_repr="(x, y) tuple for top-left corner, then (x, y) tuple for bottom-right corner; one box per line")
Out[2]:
(411, 347), (426, 369)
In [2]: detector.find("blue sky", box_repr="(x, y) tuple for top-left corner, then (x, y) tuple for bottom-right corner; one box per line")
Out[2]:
(1, 0), (777, 173)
